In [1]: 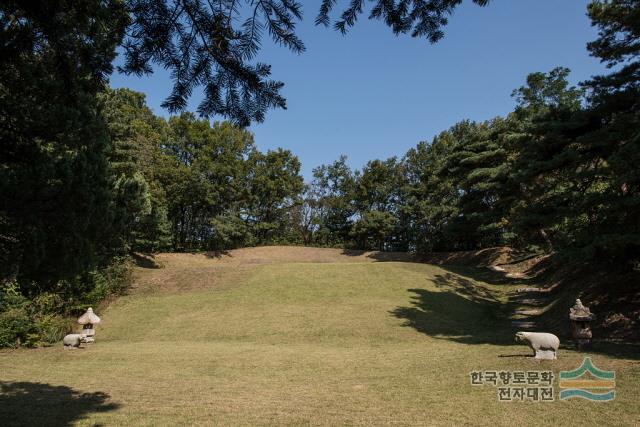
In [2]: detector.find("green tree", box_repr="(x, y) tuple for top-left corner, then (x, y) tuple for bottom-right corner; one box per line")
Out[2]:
(572, 0), (640, 263)
(352, 158), (404, 250)
(99, 88), (173, 252)
(0, 0), (128, 290)
(291, 184), (324, 246)
(350, 211), (396, 251)
(510, 67), (586, 252)
(310, 156), (357, 246)
(245, 149), (304, 244)
(439, 118), (522, 250)
(402, 132), (461, 252)
(159, 114), (256, 250)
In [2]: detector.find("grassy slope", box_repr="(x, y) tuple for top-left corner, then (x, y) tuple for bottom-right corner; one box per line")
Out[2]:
(1, 247), (638, 426)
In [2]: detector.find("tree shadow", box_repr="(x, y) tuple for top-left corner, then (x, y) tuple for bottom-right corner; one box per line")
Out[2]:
(131, 252), (161, 269)
(431, 272), (502, 300)
(497, 353), (535, 358)
(581, 341), (640, 361)
(204, 250), (230, 259)
(439, 264), (534, 286)
(339, 249), (416, 262)
(392, 268), (640, 360)
(419, 247), (511, 266)
(0, 382), (120, 426)
(390, 283), (517, 346)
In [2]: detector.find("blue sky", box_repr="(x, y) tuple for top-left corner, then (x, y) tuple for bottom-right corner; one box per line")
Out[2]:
(109, 0), (606, 179)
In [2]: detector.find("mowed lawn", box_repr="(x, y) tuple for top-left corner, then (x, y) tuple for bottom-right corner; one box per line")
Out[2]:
(1, 248), (638, 426)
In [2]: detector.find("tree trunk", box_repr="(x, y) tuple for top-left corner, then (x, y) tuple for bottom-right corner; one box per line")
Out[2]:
(539, 228), (553, 252)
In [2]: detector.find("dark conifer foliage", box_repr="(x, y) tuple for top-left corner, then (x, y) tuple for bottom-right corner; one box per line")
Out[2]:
(317, 0), (489, 42)
(0, 1), (129, 289)
(122, 0), (305, 126)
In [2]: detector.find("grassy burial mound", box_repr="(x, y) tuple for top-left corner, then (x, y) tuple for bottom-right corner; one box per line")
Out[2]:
(1, 247), (639, 425)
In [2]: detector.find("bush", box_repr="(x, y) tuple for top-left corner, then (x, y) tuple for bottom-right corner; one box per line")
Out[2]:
(28, 314), (72, 347)
(0, 281), (28, 312)
(79, 257), (132, 309)
(0, 283), (71, 347)
(0, 307), (32, 347)
(0, 257), (132, 348)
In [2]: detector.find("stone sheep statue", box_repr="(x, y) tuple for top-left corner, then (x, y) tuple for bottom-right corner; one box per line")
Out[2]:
(63, 333), (89, 349)
(515, 331), (560, 360)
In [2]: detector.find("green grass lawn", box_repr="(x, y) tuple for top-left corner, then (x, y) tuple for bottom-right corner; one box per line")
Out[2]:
(1, 248), (638, 426)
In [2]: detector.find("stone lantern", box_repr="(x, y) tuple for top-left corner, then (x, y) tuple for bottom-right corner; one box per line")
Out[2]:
(569, 299), (594, 350)
(78, 307), (101, 343)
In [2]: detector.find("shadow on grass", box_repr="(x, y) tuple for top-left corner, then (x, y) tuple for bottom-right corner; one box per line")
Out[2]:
(595, 342), (640, 360)
(205, 250), (231, 259)
(432, 271), (502, 300)
(392, 267), (640, 360)
(561, 340), (640, 361)
(0, 382), (120, 426)
(338, 249), (415, 262)
(132, 252), (161, 269)
(497, 353), (535, 358)
(390, 281), (516, 346)
(420, 247), (512, 266)
(438, 264), (533, 286)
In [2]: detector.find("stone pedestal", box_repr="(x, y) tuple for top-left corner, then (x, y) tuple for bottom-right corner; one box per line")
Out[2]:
(534, 349), (557, 360)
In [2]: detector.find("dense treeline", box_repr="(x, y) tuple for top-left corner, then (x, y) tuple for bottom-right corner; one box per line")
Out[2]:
(100, 89), (304, 253)
(301, 1), (640, 264)
(95, 50), (640, 265)
(1, 0), (638, 347)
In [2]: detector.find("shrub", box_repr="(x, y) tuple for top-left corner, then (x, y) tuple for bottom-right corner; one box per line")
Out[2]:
(0, 281), (28, 312)
(0, 258), (132, 348)
(0, 307), (32, 347)
(28, 314), (73, 347)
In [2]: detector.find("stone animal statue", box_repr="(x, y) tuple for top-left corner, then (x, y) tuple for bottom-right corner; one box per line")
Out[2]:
(515, 331), (560, 360)
(63, 333), (89, 349)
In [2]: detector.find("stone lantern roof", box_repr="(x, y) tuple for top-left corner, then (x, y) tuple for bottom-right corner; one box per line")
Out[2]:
(569, 299), (594, 322)
(78, 307), (101, 325)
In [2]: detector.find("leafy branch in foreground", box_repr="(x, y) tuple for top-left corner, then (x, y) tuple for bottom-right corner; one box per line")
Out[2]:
(121, 0), (305, 126)
(121, 0), (490, 126)
(317, 0), (490, 41)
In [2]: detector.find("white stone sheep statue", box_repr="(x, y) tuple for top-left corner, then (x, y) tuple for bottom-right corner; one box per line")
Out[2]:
(63, 333), (89, 349)
(515, 331), (560, 360)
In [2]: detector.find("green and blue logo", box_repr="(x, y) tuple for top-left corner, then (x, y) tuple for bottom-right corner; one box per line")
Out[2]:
(559, 357), (615, 401)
